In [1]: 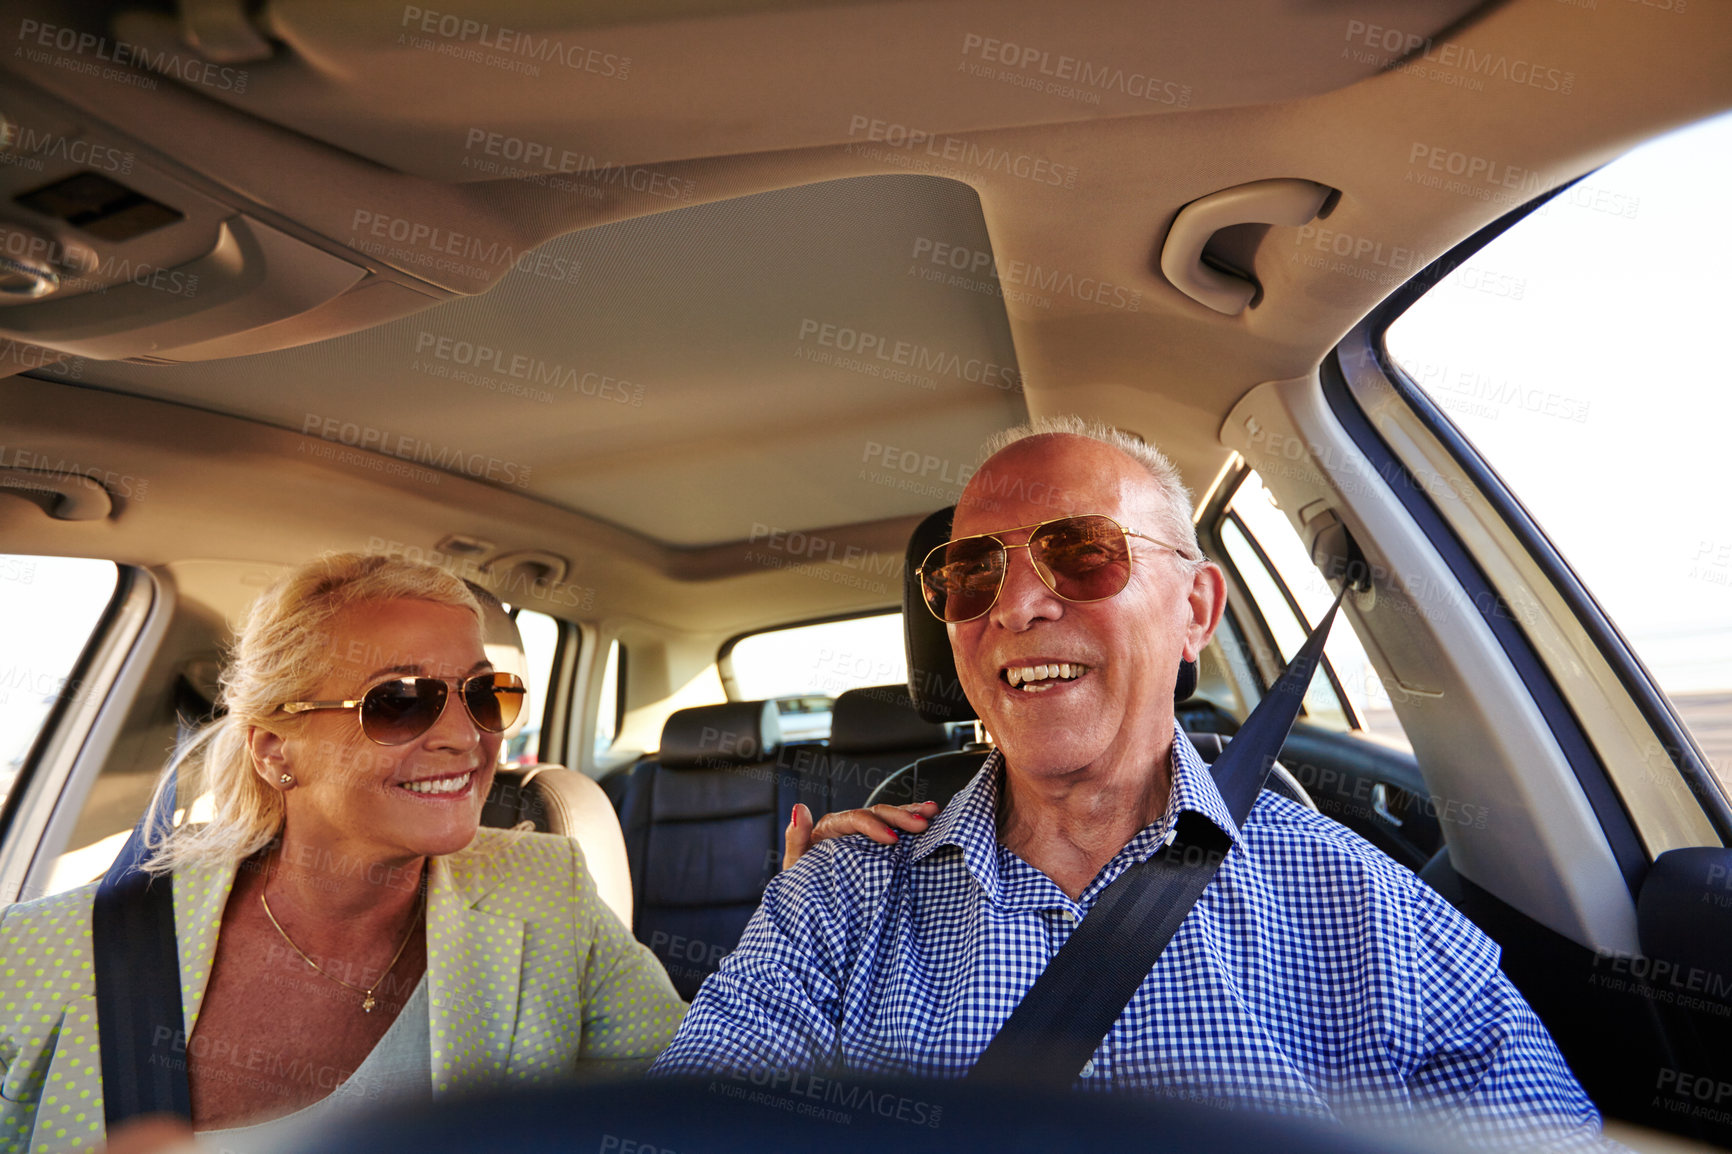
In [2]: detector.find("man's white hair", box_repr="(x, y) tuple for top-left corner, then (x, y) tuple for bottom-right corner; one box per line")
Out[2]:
(980, 415), (1204, 562)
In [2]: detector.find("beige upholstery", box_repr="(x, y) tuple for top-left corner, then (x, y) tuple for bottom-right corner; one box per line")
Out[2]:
(469, 583), (635, 927)
(494, 764), (634, 929)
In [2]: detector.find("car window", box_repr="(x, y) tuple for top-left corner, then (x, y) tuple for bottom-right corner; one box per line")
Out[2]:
(1383, 110), (1732, 790)
(1192, 609), (1257, 721)
(1218, 472), (1414, 746)
(0, 554), (119, 802)
(593, 639), (624, 760)
(1216, 505), (1351, 732)
(725, 613), (907, 739)
(504, 606), (560, 766)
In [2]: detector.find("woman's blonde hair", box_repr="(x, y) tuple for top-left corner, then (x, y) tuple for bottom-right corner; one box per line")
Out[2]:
(144, 552), (483, 874)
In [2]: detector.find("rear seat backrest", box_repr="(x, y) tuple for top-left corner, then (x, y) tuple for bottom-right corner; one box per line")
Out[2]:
(864, 731), (1319, 812)
(817, 684), (956, 810)
(485, 765), (635, 926)
(616, 701), (794, 999)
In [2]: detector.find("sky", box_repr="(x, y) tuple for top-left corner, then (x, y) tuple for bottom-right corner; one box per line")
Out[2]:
(0, 557), (117, 788)
(1384, 109), (1732, 693)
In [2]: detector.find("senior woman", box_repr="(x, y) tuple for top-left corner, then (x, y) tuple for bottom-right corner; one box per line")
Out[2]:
(0, 553), (924, 1153)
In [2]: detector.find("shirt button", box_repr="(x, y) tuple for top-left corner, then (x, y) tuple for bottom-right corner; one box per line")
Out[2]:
(1080, 1060), (1097, 1077)
(1061, 910), (1077, 922)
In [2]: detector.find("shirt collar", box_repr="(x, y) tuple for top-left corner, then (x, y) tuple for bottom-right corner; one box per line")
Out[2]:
(909, 722), (1244, 905)
(1166, 721), (1242, 849)
(908, 749), (1004, 891)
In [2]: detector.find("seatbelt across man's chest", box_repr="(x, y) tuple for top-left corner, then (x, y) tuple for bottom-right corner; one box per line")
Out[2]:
(969, 588), (1346, 1088)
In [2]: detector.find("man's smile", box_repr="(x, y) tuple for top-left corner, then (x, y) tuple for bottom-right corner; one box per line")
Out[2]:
(1001, 661), (1092, 692)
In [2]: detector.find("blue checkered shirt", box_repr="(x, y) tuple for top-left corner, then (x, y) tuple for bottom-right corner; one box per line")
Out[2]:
(652, 726), (1607, 1149)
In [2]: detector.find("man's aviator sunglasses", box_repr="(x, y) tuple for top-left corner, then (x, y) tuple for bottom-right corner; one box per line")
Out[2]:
(918, 514), (1196, 624)
(277, 672), (527, 746)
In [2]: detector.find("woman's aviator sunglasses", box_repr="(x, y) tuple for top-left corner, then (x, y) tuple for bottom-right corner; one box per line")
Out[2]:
(277, 672), (527, 746)
(918, 514), (1195, 624)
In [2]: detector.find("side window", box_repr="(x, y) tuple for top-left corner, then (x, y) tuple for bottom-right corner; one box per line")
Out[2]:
(0, 555), (120, 799)
(1191, 609), (1257, 720)
(1216, 503), (1351, 731)
(592, 639), (624, 760)
(1216, 473), (1412, 745)
(505, 606), (560, 766)
(1383, 110), (1731, 790)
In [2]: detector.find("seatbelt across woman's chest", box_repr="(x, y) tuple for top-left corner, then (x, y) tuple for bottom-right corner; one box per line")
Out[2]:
(91, 767), (191, 1125)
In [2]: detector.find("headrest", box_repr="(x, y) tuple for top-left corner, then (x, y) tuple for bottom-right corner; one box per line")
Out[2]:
(1638, 848), (1732, 991)
(902, 506), (1196, 723)
(904, 507), (979, 724)
(658, 701), (782, 769)
(829, 685), (952, 754)
(467, 580), (533, 743)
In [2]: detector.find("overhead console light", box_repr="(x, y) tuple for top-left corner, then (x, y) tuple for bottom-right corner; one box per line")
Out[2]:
(0, 250), (59, 300)
(1159, 179), (1336, 316)
(0, 42), (533, 361)
(0, 220), (98, 303)
(0, 214), (366, 360)
(15, 172), (184, 242)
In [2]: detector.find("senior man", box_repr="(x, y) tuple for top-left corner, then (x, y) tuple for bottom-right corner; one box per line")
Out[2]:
(651, 418), (1606, 1148)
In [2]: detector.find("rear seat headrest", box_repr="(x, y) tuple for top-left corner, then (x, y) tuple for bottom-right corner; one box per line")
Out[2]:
(904, 507), (978, 724)
(465, 580), (533, 743)
(659, 701), (782, 769)
(828, 685), (950, 754)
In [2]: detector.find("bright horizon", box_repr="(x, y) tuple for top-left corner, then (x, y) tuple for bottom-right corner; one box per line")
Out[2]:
(1386, 108), (1732, 695)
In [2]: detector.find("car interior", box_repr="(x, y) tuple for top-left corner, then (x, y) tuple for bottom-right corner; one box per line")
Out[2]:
(2, 0), (1730, 1147)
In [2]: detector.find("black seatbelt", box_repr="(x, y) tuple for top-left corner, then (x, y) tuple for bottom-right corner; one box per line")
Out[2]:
(969, 587), (1346, 1087)
(91, 766), (192, 1125)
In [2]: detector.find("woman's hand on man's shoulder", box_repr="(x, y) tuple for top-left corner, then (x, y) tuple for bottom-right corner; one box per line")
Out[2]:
(781, 800), (940, 871)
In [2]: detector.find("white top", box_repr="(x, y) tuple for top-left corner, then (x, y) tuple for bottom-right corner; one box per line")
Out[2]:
(195, 973), (431, 1153)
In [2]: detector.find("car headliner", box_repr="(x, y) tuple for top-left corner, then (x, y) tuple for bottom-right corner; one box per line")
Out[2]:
(2, 0), (1729, 630)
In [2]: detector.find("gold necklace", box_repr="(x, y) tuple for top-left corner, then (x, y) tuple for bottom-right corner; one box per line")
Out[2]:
(258, 858), (423, 1014)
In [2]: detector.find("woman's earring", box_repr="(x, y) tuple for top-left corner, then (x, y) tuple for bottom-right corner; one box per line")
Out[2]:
(279, 773), (295, 788)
